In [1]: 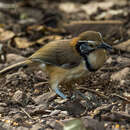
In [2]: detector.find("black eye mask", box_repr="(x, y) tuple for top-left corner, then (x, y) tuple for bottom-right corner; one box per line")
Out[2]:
(76, 40), (95, 56)
(75, 40), (97, 72)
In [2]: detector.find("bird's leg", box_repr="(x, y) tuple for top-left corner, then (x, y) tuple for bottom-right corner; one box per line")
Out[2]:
(55, 87), (67, 99)
(50, 81), (67, 99)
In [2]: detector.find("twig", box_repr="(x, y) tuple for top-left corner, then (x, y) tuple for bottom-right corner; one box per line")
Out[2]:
(78, 86), (108, 99)
(20, 107), (34, 120)
(92, 102), (118, 118)
(34, 81), (48, 87)
(102, 111), (130, 122)
(110, 93), (130, 104)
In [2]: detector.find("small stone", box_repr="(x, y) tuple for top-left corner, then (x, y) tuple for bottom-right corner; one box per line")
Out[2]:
(12, 90), (23, 102)
(60, 111), (68, 115)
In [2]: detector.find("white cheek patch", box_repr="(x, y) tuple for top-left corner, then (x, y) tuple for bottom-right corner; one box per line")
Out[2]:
(87, 40), (95, 43)
(87, 40), (96, 46)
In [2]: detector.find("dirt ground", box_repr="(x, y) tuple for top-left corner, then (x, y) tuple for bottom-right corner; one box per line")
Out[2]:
(0, 0), (130, 130)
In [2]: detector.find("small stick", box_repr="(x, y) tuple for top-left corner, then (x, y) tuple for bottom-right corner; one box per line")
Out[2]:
(20, 107), (34, 120)
(110, 93), (130, 104)
(78, 86), (108, 99)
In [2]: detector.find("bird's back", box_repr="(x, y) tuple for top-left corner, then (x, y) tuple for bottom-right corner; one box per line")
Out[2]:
(29, 39), (82, 69)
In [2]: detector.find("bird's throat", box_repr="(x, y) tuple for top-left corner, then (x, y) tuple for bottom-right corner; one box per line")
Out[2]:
(86, 49), (108, 71)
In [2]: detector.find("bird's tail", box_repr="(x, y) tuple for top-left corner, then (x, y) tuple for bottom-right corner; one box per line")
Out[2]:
(0, 60), (32, 75)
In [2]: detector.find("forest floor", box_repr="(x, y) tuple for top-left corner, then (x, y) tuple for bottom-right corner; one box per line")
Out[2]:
(0, 0), (130, 129)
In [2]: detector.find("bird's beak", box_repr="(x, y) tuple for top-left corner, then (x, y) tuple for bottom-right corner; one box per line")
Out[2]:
(98, 42), (113, 52)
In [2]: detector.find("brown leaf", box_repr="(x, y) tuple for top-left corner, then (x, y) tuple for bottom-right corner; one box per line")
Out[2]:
(59, 2), (80, 13)
(111, 67), (130, 81)
(14, 37), (35, 48)
(0, 28), (15, 41)
(36, 35), (63, 45)
(113, 39), (130, 53)
(81, 1), (114, 15)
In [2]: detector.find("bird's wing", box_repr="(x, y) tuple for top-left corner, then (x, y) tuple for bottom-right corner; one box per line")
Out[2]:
(29, 40), (82, 69)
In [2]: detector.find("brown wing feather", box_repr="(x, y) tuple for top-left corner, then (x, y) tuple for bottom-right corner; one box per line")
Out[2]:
(28, 40), (81, 69)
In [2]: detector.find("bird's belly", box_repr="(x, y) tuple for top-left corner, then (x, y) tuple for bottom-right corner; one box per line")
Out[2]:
(66, 69), (87, 81)
(65, 61), (88, 82)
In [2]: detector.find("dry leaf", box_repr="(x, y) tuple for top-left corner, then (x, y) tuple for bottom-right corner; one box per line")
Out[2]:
(14, 37), (35, 48)
(111, 67), (130, 81)
(6, 53), (25, 64)
(27, 25), (45, 32)
(36, 35), (63, 45)
(123, 92), (130, 100)
(81, 1), (114, 15)
(59, 2), (80, 13)
(113, 39), (130, 52)
(0, 29), (15, 41)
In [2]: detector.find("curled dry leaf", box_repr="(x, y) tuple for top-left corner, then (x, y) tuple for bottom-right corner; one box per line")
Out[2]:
(95, 9), (124, 20)
(27, 25), (44, 32)
(81, 1), (114, 15)
(113, 39), (130, 53)
(0, 28), (15, 41)
(14, 37), (35, 49)
(111, 67), (130, 81)
(59, 2), (80, 13)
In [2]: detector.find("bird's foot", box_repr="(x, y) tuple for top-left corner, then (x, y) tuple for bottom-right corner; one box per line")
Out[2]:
(74, 90), (93, 108)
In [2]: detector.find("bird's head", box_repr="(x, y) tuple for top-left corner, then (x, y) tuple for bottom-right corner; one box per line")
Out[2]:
(73, 31), (112, 71)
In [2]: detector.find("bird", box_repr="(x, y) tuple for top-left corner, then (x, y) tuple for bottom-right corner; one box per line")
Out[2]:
(0, 31), (112, 99)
